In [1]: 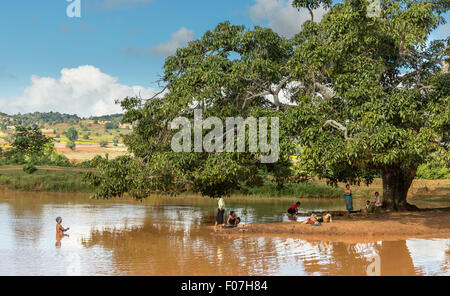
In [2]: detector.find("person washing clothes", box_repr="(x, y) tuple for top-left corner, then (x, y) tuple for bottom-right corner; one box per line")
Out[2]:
(287, 201), (301, 215)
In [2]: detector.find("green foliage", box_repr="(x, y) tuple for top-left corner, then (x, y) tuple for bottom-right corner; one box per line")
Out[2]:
(0, 168), (93, 192)
(292, 0), (333, 21)
(86, 1), (449, 207)
(23, 163), (37, 174)
(242, 180), (343, 198)
(0, 150), (26, 165)
(416, 152), (450, 179)
(104, 122), (119, 130)
(0, 125), (71, 167)
(63, 127), (78, 141)
(99, 140), (108, 148)
(12, 126), (52, 156)
(416, 163), (450, 179)
(283, 0), (449, 209)
(84, 156), (149, 199)
(0, 112), (80, 127)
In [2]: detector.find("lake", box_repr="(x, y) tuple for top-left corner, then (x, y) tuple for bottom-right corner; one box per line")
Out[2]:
(0, 191), (449, 276)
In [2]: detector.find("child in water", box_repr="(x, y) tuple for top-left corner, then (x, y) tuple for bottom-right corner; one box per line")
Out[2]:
(56, 216), (70, 235)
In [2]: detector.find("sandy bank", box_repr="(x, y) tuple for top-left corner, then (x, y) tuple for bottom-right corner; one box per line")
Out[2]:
(219, 208), (450, 242)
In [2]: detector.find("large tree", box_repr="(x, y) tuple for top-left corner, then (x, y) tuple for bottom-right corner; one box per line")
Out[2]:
(87, 22), (295, 199)
(88, 0), (448, 211)
(12, 126), (52, 157)
(287, 0), (449, 210)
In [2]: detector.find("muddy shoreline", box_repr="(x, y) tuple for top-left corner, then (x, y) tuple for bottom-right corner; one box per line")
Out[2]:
(219, 207), (450, 242)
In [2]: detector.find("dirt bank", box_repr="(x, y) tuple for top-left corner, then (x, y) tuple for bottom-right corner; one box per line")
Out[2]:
(220, 208), (450, 242)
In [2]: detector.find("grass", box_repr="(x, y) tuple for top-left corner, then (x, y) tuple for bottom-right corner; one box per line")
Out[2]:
(241, 180), (344, 198)
(0, 166), (93, 192)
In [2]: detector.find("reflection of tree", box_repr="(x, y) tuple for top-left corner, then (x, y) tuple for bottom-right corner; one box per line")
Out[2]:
(82, 206), (422, 277)
(378, 240), (417, 276)
(82, 220), (277, 276)
(303, 240), (418, 276)
(7, 191), (44, 245)
(303, 242), (370, 275)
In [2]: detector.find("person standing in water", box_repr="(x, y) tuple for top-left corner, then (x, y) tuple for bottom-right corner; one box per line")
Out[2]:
(56, 216), (70, 235)
(214, 196), (225, 231)
(344, 184), (353, 212)
(55, 216), (70, 247)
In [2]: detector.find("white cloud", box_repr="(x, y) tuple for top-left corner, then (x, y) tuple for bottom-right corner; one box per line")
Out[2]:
(125, 27), (194, 58)
(0, 65), (157, 117)
(249, 0), (327, 38)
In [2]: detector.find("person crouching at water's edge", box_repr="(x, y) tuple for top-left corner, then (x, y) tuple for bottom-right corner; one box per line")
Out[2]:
(287, 201), (301, 215)
(344, 184), (353, 211)
(214, 196), (225, 231)
(227, 211), (241, 227)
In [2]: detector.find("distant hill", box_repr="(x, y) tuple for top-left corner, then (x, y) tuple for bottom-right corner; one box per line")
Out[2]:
(88, 114), (123, 121)
(0, 112), (123, 129)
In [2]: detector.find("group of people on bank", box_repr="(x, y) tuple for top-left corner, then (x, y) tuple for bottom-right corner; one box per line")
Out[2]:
(213, 184), (384, 230)
(343, 184), (383, 212)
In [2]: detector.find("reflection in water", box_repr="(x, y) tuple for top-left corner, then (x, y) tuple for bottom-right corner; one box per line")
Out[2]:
(56, 233), (69, 248)
(0, 192), (449, 276)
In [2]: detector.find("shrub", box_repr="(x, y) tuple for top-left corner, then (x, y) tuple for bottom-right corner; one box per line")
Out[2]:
(23, 163), (37, 174)
(416, 163), (450, 179)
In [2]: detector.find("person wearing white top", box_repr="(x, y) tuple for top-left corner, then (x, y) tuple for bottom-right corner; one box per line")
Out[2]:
(214, 196), (225, 231)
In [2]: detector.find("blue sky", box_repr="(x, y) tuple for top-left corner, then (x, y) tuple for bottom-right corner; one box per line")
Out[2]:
(0, 0), (448, 116)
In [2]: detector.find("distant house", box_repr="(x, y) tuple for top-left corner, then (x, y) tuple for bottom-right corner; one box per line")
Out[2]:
(119, 123), (132, 129)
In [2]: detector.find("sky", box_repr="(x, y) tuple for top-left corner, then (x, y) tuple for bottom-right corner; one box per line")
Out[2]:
(0, 0), (448, 117)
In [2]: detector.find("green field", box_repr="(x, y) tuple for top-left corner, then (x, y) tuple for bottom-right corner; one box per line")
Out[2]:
(0, 166), (94, 192)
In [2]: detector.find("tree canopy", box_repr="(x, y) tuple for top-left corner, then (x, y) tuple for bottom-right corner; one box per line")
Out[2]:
(285, 0), (449, 209)
(87, 0), (449, 210)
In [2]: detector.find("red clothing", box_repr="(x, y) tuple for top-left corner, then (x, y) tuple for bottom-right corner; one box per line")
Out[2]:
(288, 204), (297, 210)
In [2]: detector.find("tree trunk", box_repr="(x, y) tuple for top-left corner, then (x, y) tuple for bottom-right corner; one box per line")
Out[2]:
(380, 166), (419, 211)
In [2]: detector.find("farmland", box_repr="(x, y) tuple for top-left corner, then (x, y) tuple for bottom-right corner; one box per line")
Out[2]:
(0, 113), (131, 161)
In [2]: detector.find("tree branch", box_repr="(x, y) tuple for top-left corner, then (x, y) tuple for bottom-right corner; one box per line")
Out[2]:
(323, 120), (349, 140)
(314, 82), (335, 99)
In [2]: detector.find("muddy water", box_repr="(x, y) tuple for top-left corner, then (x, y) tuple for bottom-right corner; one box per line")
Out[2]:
(0, 191), (449, 276)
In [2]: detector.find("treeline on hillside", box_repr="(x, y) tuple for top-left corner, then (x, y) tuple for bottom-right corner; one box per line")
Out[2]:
(0, 112), (124, 130)
(0, 112), (81, 129)
(88, 114), (123, 121)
